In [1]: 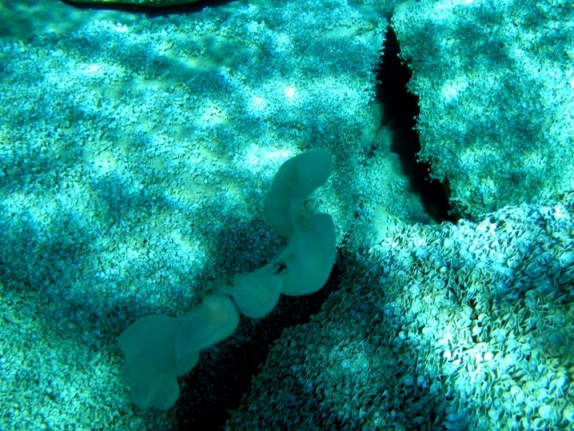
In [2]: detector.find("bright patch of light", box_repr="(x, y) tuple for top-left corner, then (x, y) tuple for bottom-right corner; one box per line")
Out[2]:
(243, 145), (291, 174)
(247, 145), (261, 166)
(441, 79), (468, 102)
(200, 105), (226, 126)
(249, 96), (267, 112)
(263, 148), (291, 163)
(284, 86), (296, 100)
(274, 33), (292, 52)
(554, 205), (566, 220)
(93, 150), (117, 174)
(113, 23), (129, 33)
(80, 64), (102, 76)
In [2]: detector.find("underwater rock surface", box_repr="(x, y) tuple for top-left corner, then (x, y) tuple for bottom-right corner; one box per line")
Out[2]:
(228, 194), (574, 430)
(393, 0), (574, 219)
(0, 0), (573, 429)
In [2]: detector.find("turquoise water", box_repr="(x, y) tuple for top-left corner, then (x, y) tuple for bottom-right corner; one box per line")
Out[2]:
(1, 0), (573, 429)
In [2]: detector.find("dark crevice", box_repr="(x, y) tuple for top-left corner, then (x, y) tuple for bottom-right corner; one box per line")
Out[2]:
(375, 26), (458, 224)
(61, 0), (231, 15)
(174, 263), (343, 431)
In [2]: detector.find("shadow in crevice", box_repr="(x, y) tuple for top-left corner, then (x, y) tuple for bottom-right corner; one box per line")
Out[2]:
(174, 261), (344, 431)
(375, 26), (458, 223)
(61, 0), (233, 15)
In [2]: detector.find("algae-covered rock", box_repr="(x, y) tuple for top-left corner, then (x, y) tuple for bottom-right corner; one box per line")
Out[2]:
(227, 194), (574, 430)
(392, 0), (574, 219)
